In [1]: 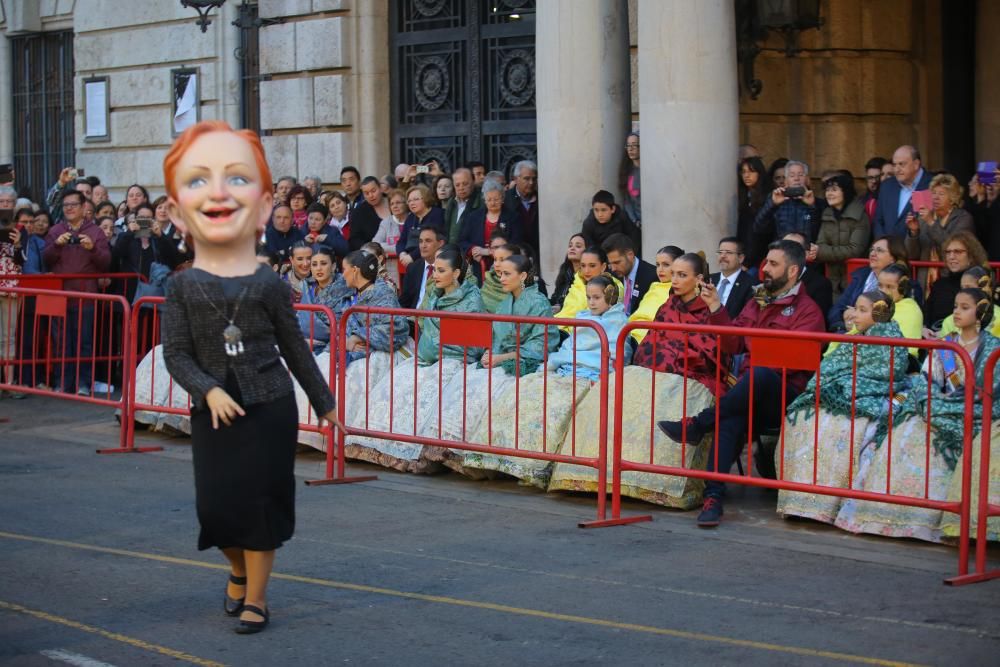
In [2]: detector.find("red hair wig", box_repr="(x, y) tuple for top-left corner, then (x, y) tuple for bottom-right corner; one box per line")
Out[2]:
(162, 120), (273, 201)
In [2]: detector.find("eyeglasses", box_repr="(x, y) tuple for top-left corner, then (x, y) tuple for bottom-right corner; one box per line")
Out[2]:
(865, 175), (880, 182)
(625, 143), (639, 149)
(945, 248), (968, 256)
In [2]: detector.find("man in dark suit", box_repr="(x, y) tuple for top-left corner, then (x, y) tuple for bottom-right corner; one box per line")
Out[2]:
(346, 176), (385, 251)
(710, 236), (754, 320)
(602, 233), (656, 316)
(444, 167), (483, 244)
(783, 232), (833, 318)
(400, 225), (446, 310)
(502, 160), (538, 252)
(872, 145), (933, 240)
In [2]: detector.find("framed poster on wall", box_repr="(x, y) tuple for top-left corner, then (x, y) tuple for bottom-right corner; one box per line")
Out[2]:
(83, 76), (110, 142)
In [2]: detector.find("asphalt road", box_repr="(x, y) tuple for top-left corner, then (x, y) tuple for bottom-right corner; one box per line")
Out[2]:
(1, 396), (999, 666)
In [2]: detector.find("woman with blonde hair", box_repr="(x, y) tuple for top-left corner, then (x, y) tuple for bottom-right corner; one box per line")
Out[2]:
(904, 172), (974, 291)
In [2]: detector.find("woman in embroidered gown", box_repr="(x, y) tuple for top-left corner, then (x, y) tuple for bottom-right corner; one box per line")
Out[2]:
(835, 288), (1000, 542)
(159, 120), (342, 634)
(479, 233), (514, 313)
(777, 290), (909, 523)
(548, 253), (722, 509)
(428, 254), (559, 476)
(460, 274), (630, 486)
(344, 249), (484, 472)
(330, 250), (411, 428)
(297, 246), (353, 354)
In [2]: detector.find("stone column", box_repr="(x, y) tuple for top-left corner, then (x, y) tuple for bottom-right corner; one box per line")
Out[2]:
(352, 0), (391, 176)
(536, 0), (630, 277)
(637, 0), (738, 259)
(0, 34), (12, 164)
(218, 0), (242, 128)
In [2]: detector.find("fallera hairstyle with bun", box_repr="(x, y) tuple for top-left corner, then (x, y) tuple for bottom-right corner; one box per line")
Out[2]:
(587, 273), (620, 305)
(860, 289), (895, 323)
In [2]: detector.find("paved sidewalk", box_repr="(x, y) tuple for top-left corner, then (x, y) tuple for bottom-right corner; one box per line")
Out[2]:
(1, 396), (999, 666)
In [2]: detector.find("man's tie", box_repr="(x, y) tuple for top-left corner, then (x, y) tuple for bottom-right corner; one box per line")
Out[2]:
(718, 277), (731, 305)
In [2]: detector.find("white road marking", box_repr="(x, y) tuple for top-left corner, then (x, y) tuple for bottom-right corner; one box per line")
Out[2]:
(40, 649), (118, 667)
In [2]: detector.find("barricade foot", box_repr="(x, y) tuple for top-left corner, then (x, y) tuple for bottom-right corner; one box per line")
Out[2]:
(97, 446), (164, 454)
(944, 570), (1000, 586)
(578, 514), (653, 529)
(305, 475), (378, 486)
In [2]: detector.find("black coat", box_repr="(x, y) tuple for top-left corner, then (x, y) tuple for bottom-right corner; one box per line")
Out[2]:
(400, 258), (432, 310)
(710, 269), (754, 320)
(348, 201), (381, 251)
(580, 208), (642, 254)
(799, 266), (833, 323)
(502, 188), (539, 252)
(458, 208), (522, 257)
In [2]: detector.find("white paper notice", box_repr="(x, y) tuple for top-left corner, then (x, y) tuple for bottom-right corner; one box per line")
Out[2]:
(174, 74), (197, 134)
(85, 80), (107, 138)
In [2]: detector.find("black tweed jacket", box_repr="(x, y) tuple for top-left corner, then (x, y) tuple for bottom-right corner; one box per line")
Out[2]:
(161, 264), (335, 414)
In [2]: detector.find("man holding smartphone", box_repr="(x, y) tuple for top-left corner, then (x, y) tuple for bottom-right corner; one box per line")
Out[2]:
(42, 188), (111, 395)
(752, 160), (822, 243)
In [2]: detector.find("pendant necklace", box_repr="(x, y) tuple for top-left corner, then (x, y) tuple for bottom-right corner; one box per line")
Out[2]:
(195, 280), (248, 357)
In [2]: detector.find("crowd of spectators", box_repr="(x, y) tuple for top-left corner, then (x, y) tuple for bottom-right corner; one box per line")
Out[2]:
(3, 136), (1000, 543)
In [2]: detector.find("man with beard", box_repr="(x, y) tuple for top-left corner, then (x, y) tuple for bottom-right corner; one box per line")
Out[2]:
(657, 239), (825, 528)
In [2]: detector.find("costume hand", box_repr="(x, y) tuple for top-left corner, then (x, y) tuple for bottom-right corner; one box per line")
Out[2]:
(801, 188), (816, 206)
(79, 235), (94, 251)
(321, 409), (345, 434)
(772, 188), (787, 206)
(205, 387), (245, 429)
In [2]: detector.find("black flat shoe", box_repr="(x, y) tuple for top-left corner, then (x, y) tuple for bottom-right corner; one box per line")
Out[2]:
(224, 574), (247, 617)
(235, 604), (269, 635)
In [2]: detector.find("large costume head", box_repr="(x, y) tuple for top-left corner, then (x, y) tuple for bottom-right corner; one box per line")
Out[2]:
(163, 120), (274, 255)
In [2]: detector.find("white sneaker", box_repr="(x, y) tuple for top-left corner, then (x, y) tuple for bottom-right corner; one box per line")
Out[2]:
(76, 387), (91, 396)
(91, 381), (115, 394)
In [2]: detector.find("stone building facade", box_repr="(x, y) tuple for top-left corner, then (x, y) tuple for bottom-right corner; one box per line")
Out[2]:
(0, 0), (997, 273)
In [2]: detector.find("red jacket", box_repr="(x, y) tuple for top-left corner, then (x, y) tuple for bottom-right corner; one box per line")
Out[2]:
(42, 219), (112, 293)
(707, 282), (825, 394)
(634, 293), (726, 395)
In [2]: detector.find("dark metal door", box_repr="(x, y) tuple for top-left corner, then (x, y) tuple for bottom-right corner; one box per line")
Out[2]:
(390, 0), (536, 178)
(11, 31), (74, 203)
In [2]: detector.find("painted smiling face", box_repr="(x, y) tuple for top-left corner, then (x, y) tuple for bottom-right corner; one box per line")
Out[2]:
(168, 131), (273, 249)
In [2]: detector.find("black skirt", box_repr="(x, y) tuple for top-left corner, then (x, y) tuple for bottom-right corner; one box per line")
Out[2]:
(190, 383), (299, 552)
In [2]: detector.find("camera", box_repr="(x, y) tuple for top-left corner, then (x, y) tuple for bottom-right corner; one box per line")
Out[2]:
(784, 186), (806, 198)
(67, 235), (82, 245)
(135, 216), (153, 239)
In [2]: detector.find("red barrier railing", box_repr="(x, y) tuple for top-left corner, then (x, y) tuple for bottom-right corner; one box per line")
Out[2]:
(0, 286), (138, 452)
(124, 296), (373, 484)
(316, 305), (623, 524)
(947, 347), (1000, 586)
(596, 320), (981, 581)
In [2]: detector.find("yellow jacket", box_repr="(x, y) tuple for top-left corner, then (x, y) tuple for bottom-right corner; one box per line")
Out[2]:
(826, 297), (924, 357)
(554, 273), (625, 332)
(627, 281), (672, 342)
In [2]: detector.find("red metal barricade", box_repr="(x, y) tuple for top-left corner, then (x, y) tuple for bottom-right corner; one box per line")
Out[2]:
(947, 347), (1000, 586)
(844, 259), (1000, 280)
(315, 305), (615, 523)
(0, 286), (136, 452)
(123, 296), (372, 483)
(597, 320), (982, 581)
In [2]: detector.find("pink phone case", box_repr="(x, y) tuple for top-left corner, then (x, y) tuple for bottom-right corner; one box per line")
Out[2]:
(910, 190), (932, 212)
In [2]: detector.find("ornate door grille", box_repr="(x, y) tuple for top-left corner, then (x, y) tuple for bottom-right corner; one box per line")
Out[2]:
(11, 31), (74, 203)
(390, 0), (536, 178)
